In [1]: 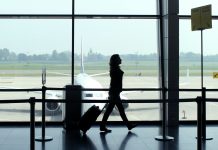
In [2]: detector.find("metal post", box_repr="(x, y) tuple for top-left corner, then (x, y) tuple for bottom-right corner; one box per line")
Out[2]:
(201, 30), (203, 89)
(202, 87), (206, 139)
(30, 97), (35, 150)
(155, 87), (174, 141)
(42, 86), (46, 139)
(72, 0), (75, 85)
(197, 96), (202, 150)
(199, 29), (213, 141)
(162, 87), (166, 138)
(35, 86), (53, 142)
(201, 87), (213, 140)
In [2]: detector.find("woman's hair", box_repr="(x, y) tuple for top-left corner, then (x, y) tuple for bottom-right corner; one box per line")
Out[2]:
(109, 54), (120, 67)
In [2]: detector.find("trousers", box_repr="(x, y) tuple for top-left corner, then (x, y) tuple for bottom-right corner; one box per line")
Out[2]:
(101, 95), (129, 126)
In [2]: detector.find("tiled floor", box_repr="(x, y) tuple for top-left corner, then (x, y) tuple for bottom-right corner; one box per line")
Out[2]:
(0, 125), (218, 150)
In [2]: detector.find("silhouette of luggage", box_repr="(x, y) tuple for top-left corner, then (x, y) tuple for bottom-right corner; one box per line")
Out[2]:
(79, 105), (102, 134)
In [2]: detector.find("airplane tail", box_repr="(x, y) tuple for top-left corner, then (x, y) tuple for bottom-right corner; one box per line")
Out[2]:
(79, 38), (108, 76)
(80, 39), (85, 73)
(186, 68), (189, 78)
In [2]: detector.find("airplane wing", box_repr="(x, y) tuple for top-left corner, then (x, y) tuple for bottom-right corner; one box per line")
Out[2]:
(47, 71), (71, 76)
(89, 72), (109, 77)
(48, 71), (108, 77)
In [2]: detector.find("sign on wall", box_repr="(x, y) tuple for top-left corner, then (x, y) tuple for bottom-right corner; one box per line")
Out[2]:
(191, 4), (212, 31)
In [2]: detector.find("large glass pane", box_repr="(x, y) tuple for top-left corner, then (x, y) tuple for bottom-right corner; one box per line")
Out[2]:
(179, 19), (218, 120)
(0, 0), (72, 14)
(0, 19), (72, 121)
(74, 19), (160, 121)
(75, 0), (157, 15)
(179, 0), (218, 15)
(179, 20), (200, 120)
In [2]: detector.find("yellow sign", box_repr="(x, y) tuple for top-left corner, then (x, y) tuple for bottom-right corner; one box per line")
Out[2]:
(191, 5), (212, 31)
(213, 72), (218, 78)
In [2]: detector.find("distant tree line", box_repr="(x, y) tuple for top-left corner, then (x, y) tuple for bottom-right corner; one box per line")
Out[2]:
(1, 48), (218, 63)
(0, 48), (158, 62)
(180, 52), (218, 62)
(77, 51), (218, 62)
(0, 48), (71, 62)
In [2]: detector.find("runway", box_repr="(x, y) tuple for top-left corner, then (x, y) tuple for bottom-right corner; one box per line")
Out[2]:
(0, 76), (218, 121)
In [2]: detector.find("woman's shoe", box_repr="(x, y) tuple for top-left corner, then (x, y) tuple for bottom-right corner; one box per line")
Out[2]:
(100, 126), (112, 132)
(127, 124), (137, 130)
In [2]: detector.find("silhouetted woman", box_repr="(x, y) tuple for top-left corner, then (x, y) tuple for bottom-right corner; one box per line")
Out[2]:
(100, 54), (136, 132)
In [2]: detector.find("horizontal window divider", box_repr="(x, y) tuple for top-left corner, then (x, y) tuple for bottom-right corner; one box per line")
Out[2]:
(205, 89), (218, 92)
(81, 88), (161, 91)
(0, 88), (42, 92)
(0, 14), (72, 19)
(74, 14), (160, 19)
(1, 87), (218, 92)
(179, 15), (218, 20)
(179, 15), (190, 19)
(0, 99), (30, 103)
(0, 98), (209, 103)
(205, 98), (218, 102)
(35, 99), (65, 103)
(179, 99), (197, 102)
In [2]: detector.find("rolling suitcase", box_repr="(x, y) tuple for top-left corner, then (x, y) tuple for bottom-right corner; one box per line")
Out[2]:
(79, 105), (104, 134)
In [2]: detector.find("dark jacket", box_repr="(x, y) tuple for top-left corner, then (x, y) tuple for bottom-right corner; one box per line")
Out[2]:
(109, 66), (124, 97)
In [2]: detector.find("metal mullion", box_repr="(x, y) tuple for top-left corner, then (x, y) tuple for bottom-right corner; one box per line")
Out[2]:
(72, 0), (75, 85)
(0, 14), (72, 19)
(179, 15), (218, 20)
(74, 14), (160, 19)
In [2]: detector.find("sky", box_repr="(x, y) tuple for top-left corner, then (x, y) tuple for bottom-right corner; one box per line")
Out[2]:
(0, 0), (217, 55)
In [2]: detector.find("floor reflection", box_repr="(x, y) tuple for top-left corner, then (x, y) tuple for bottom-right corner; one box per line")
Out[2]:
(157, 126), (179, 150)
(62, 130), (97, 150)
(100, 131), (138, 150)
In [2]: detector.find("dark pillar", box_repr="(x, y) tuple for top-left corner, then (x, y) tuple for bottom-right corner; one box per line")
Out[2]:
(160, 0), (179, 126)
(63, 85), (82, 131)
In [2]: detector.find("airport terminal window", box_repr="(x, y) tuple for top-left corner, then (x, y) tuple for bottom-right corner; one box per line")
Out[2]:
(74, 18), (160, 121)
(0, 18), (72, 121)
(179, 0), (218, 121)
(179, 19), (218, 120)
(0, 0), (161, 122)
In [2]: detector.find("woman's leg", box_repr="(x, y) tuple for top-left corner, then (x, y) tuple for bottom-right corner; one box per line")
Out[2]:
(115, 101), (129, 125)
(116, 100), (137, 130)
(101, 102), (115, 127)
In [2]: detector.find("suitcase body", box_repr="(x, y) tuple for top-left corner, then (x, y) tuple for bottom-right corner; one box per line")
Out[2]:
(79, 105), (101, 134)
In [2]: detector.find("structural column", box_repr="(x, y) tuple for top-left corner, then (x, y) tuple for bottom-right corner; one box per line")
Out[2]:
(160, 0), (179, 126)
